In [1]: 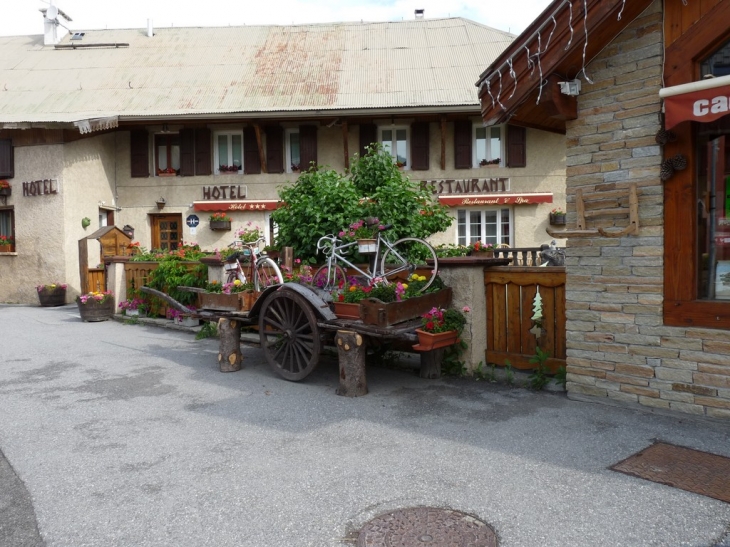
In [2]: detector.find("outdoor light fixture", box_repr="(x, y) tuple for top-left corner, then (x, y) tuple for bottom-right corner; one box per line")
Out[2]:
(156, 197), (166, 210)
(559, 80), (581, 96)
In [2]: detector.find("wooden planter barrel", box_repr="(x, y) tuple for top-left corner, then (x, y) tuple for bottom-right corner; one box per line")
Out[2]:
(38, 288), (66, 307)
(77, 298), (114, 322)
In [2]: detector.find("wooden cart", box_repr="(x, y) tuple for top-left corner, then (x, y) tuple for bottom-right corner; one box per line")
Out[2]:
(142, 282), (451, 396)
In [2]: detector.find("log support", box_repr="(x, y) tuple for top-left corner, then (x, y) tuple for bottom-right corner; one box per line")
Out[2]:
(336, 330), (368, 397)
(218, 318), (243, 372)
(419, 349), (443, 379)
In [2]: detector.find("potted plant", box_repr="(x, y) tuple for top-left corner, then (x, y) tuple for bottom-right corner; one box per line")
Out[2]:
(219, 164), (240, 174)
(157, 167), (177, 177)
(469, 240), (497, 257)
(479, 158), (500, 167)
(36, 282), (68, 307)
(291, 163), (301, 173)
(339, 218), (384, 254)
(0, 235), (14, 252)
(414, 306), (470, 351)
(167, 306), (200, 327)
(209, 212), (233, 231)
(332, 280), (371, 319)
(236, 222), (263, 244)
(549, 207), (566, 226)
(118, 289), (148, 317)
(0, 180), (11, 197)
(76, 291), (115, 322)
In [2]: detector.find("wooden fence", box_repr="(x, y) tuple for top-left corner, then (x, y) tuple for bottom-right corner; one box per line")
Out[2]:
(484, 266), (566, 373)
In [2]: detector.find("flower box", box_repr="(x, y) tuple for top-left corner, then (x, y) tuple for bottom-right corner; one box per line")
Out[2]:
(359, 287), (452, 327)
(124, 309), (146, 317)
(240, 290), (261, 312)
(157, 172), (177, 177)
(38, 288), (66, 307)
(357, 239), (377, 254)
(0, 187), (11, 197)
(77, 298), (114, 322)
(471, 251), (494, 258)
(0, 244), (13, 253)
(333, 302), (360, 320)
(549, 213), (566, 226)
(412, 329), (459, 351)
(198, 292), (240, 312)
(210, 220), (232, 231)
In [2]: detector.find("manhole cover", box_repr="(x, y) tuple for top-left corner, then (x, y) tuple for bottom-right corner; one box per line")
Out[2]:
(357, 507), (497, 546)
(611, 441), (730, 504)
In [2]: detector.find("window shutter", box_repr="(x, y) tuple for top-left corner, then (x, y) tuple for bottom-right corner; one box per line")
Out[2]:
(300, 125), (318, 170)
(410, 122), (430, 170)
(265, 126), (284, 173)
(507, 125), (527, 168)
(179, 129), (195, 176)
(243, 127), (261, 174)
(359, 123), (377, 157)
(195, 128), (211, 176)
(130, 130), (149, 178)
(453, 120), (472, 169)
(0, 139), (14, 178)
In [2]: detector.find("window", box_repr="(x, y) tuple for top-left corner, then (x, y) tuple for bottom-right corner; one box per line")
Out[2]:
(0, 139), (13, 178)
(380, 126), (409, 169)
(286, 129), (300, 172)
(457, 208), (511, 246)
(155, 134), (180, 176)
(0, 208), (14, 251)
(214, 131), (243, 174)
(701, 36), (730, 77)
(474, 125), (502, 167)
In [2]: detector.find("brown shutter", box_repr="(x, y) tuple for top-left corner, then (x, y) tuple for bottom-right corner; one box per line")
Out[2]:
(0, 139), (14, 178)
(453, 120), (472, 169)
(300, 125), (318, 170)
(359, 123), (377, 157)
(179, 129), (195, 176)
(243, 127), (261, 174)
(410, 122), (430, 170)
(130, 130), (149, 178)
(265, 126), (284, 173)
(506, 125), (527, 168)
(195, 128), (211, 176)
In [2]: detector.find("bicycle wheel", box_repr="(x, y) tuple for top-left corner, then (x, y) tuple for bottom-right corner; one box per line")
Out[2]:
(311, 263), (347, 291)
(225, 264), (245, 285)
(380, 237), (438, 292)
(254, 257), (283, 290)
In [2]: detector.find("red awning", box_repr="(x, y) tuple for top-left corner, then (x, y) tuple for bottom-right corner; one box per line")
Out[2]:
(193, 200), (281, 212)
(438, 193), (553, 207)
(660, 75), (730, 129)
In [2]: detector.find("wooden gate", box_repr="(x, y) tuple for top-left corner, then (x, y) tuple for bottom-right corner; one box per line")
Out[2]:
(485, 266), (566, 372)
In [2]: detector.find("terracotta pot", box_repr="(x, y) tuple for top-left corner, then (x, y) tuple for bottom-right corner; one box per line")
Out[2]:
(77, 298), (114, 322)
(334, 301), (360, 320)
(0, 244), (12, 253)
(413, 328), (459, 351)
(38, 288), (66, 307)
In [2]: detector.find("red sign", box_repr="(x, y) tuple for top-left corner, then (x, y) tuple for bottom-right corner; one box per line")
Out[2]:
(193, 200), (280, 212)
(662, 82), (730, 129)
(438, 193), (553, 207)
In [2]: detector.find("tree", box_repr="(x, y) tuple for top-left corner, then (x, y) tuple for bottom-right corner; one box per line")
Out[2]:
(271, 144), (453, 260)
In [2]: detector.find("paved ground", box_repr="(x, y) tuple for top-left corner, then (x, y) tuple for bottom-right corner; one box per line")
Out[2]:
(1, 304), (730, 547)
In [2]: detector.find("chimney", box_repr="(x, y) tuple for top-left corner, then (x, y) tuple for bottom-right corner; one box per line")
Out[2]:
(147, 19), (154, 38)
(415, 9), (424, 19)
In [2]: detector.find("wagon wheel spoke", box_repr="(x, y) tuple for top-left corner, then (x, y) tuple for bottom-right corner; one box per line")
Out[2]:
(258, 289), (322, 381)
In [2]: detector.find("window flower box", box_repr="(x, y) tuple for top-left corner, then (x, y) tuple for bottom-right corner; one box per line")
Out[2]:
(210, 220), (232, 231)
(549, 213), (566, 226)
(0, 186), (11, 197)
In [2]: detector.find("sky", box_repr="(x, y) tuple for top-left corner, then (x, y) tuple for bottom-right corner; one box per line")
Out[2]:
(0, 0), (552, 37)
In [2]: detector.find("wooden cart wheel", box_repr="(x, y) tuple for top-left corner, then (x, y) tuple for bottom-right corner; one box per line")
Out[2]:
(258, 289), (322, 381)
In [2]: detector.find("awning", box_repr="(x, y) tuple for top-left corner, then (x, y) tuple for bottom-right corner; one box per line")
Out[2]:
(659, 75), (730, 129)
(193, 200), (280, 212)
(73, 116), (119, 134)
(438, 193), (553, 207)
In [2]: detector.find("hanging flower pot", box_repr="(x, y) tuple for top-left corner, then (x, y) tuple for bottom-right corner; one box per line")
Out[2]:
(209, 220), (232, 231)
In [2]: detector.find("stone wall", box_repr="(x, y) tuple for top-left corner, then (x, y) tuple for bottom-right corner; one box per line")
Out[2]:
(564, 0), (730, 420)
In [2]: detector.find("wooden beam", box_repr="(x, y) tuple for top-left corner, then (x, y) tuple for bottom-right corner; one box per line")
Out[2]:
(541, 74), (578, 121)
(253, 123), (267, 174)
(342, 120), (349, 170)
(440, 115), (446, 170)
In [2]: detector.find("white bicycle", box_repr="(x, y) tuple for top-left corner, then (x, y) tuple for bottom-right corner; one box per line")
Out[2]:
(224, 237), (283, 290)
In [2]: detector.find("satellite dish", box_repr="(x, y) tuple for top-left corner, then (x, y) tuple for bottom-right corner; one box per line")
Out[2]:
(46, 5), (58, 21)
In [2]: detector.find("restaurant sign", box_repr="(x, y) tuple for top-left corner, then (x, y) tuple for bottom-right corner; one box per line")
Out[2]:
(421, 177), (510, 194)
(438, 192), (553, 207)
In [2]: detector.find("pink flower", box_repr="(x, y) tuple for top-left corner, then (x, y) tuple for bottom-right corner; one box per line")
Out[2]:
(462, 306), (471, 313)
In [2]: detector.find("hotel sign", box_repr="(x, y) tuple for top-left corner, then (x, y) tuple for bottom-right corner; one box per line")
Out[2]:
(22, 179), (59, 197)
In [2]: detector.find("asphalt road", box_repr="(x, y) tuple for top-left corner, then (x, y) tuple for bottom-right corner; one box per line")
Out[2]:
(1, 304), (730, 547)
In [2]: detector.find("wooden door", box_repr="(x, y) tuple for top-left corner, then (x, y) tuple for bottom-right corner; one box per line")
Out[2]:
(151, 214), (182, 250)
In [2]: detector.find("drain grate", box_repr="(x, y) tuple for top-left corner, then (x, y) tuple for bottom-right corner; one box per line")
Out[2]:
(611, 441), (730, 504)
(357, 506), (497, 546)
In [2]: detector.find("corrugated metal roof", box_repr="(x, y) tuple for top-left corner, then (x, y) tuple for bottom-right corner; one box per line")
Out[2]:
(0, 18), (514, 124)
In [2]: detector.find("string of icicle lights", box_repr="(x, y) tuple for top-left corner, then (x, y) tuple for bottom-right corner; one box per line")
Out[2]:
(479, 0), (627, 111)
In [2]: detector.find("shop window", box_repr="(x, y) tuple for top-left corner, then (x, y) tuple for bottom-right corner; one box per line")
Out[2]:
(155, 134), (180, 176)
(0, 208), (15, 251)
(474, 125), (502, 167)
(214, 131), (243, 174)
(456, 208), (511, 246)
(380, 126), (409, 169)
